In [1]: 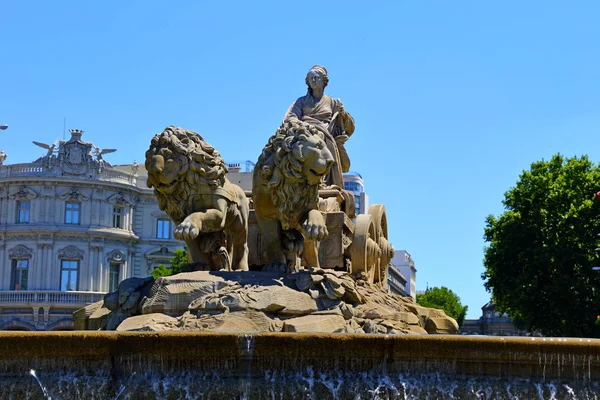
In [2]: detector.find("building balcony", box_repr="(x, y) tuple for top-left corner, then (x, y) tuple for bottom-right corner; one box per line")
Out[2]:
(0, 290), (106, 307)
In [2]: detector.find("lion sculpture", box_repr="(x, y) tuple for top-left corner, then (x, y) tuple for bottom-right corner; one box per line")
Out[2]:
(252, 121), (334, 272)
(145, 126), (249, 271)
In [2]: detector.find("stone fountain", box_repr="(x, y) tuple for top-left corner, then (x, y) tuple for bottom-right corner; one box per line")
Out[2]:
(1, 66), (599, 398)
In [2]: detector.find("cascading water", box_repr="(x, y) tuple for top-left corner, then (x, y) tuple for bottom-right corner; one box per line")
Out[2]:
(1, 332), (598, 399)
(238, 334), (255, 400)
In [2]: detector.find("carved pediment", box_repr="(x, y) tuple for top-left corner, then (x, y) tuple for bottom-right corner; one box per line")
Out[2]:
(145, 245), (177, 260)
(8, 186), (38, 200)
(107, 192), (134, 206)
(58, 187), (90, 201)
(151, 210), (169, 219)
(8, 245), (33, 259)
(58, 245), (84, 260)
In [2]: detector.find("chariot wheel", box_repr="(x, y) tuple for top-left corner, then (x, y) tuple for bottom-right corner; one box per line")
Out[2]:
(368, 204), (394, 284)
(350, 214), (379, 283)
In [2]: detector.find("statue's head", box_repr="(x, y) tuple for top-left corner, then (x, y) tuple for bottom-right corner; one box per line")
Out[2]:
(305, 65), (329, 94)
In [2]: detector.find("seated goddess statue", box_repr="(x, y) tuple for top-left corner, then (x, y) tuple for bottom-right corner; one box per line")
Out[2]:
(284, 65), (355, 188)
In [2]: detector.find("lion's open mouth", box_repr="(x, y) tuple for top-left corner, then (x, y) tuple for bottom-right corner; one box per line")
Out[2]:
(309, 169), (324, 177)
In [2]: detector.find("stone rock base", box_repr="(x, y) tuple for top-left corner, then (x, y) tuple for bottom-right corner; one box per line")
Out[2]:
(76, 269), (458, 335)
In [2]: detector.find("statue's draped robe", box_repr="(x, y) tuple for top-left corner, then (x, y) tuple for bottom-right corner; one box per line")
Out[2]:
(284, 94), (355, 187)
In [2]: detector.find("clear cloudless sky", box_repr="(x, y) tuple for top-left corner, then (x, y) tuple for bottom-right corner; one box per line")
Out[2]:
(1, 1), (599, 318)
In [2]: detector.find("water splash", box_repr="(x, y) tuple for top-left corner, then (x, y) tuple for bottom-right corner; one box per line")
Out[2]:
(29, 369), (52, 399)
(113, 385), (126, 400)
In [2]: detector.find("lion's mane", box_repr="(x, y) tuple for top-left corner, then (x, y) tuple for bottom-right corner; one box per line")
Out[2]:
(255, 121), (323, 230)
(145, 126), (228, 223)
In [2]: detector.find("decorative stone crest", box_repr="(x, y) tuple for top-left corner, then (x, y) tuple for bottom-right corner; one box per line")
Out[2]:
(58, 129), (94, 175)
(58, 245), (84, 260)
(108, 249), (125, 263)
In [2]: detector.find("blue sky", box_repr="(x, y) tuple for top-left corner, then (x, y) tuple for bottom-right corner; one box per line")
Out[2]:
(1, 1), (599, 318)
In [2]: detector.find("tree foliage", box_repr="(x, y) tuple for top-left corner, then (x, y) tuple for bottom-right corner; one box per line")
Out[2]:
(483, 154), (600, 337)
(416, 286), (468, 326)
(150, 248), (188, 279)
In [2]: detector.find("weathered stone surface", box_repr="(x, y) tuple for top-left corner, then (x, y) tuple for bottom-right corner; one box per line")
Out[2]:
(354, 303), (399, 320)
(72, 300), (103, 330)
(292, 269), (366, 305)
(425, 316), (459, 334)
(192, 284), (318, 316)
(142, 272), (230, 315)
(94, 270), (458, 336)
(406, 325), (429, 335)
(116, 313), (179, 332)
(399, 311), (421, 326)
(88, 306), (111, 331)
(102, 276), (155, 330)
(182, 313), (262, 333)
(283, 314), (346, 333)
(345, 318), (364, 333)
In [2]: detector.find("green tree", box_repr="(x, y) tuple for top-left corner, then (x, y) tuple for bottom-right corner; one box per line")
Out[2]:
(150, 248), (188, 278)
(416, 286), (468, 326)
(483, 154), (600, 337)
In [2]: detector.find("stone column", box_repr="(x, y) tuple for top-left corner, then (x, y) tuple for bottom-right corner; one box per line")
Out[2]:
(6, 197), (15, 224)
(124, 207), (130, 231)
(43, 244), (52, 290)
(91, 245), (104, 292)
(89, 245), (97, 292)
(48, 196), (57, 224)
(0, 242), (8, 290)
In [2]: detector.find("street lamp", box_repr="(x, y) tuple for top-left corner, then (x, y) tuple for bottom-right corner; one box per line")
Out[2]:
(0, 125), (8, 130)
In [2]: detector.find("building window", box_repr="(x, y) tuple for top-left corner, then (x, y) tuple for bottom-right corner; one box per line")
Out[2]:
(60, 260), (79, 291)
(109, 263), (120, 292)
(156, 218), (171, 239)
(112, 207), (123, 228)
(344, 181), (363, 193)
(65, 202), (80, 224)
(11, 259), (28, 290)
(17, 201), (30, 223)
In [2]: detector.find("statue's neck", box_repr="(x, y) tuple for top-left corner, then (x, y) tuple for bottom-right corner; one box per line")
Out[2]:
(311, 89), (324, 100)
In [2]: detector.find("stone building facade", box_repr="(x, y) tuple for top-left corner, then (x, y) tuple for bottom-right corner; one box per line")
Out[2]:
(0, 130), (182, 331)
(460, 301), (533, 336)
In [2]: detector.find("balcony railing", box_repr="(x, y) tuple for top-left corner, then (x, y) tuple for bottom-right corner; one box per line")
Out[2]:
(0, 291), (106, 306)
(0, 163), (137, 186)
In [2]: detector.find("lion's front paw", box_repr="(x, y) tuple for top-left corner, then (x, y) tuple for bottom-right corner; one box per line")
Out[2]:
(174, 215), (203, 241)
(304, 210), (328, 241)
